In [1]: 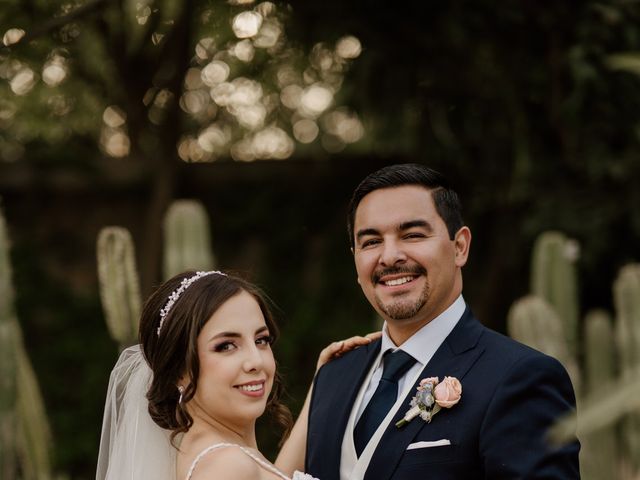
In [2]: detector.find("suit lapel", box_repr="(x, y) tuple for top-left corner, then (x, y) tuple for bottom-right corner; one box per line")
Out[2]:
(364, 309), (485, 480)
(321, 338), (382, 476)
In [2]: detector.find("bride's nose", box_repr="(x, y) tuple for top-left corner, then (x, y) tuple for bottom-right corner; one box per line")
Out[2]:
(242, 344), (265, 372)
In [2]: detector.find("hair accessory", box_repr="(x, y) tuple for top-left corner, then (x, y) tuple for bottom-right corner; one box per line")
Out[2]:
(157, 271), (227, 335)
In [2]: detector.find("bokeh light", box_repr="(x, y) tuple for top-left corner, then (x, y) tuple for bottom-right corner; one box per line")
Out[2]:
(42, 56), (68, 87)
(10, 68), (36, 95)
(2, 28), (25, 46)
(232, 11), (263, 39)
(336, 35), (362, 59)
(299, 84), (333, 117)
(293, 119), (319, 143)
(201, 61), (230, 86)
(103, 106), (126, 128)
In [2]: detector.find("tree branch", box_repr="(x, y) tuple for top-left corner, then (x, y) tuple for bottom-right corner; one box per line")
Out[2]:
(1, 0), (109, 52)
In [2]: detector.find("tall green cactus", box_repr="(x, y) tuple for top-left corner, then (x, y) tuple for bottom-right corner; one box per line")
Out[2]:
(506, 295), (580, 391)
(530, 231), (580, 361)
(0, 206), (18, 480)
(511, 231), (640, 478)
(163, 200), (216, 280)
(0, 205), (52, 480)
(581, 310), (618, 479)
(614, 264), (640, 472)
(97, 227), (142, 348)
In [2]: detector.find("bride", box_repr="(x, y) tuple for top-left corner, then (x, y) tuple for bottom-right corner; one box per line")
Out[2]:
(96, 270), (378, 480)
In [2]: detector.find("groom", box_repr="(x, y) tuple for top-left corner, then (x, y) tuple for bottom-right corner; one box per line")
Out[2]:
(305, 164), (580, 479)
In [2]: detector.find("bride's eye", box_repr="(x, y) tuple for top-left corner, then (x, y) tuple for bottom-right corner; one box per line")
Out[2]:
(255, 335), (273, 347)
(214, 341), (236, 352)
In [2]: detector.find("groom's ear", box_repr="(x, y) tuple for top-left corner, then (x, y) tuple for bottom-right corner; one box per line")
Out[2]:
(454, 226), (471, 267)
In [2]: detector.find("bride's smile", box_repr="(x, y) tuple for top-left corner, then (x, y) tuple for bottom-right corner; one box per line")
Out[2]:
(188, 289), (276, 426)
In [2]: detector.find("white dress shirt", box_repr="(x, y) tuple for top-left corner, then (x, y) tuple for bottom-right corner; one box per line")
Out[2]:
(354, 295), (466, 423)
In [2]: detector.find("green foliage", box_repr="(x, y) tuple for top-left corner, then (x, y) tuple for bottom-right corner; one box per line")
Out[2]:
(163, 199), (216, 280)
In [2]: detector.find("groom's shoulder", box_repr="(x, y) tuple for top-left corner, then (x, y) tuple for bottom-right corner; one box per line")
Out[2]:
(475, 321), (567, 374)
(317, 338), (379, 376)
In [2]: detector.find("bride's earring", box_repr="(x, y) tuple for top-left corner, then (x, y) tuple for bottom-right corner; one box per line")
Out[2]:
(178, 385), (185, 405)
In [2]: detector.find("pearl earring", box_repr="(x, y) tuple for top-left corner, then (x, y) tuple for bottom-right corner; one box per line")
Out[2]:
(178, 385), (185, 404)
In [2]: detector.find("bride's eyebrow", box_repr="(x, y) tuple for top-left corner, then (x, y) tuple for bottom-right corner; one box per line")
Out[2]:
(208, 331), (240, 342)
(208, 326), (269, 342)
(255, 326), (269, 335)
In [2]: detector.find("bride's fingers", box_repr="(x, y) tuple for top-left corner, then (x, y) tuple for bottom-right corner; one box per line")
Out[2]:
(316, 341), (345, 370)
(316, 332), (382, 370)
(365, 331), (382, 341)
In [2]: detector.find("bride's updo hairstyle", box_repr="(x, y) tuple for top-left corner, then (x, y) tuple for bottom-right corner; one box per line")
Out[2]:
(139, 271), (292, 440)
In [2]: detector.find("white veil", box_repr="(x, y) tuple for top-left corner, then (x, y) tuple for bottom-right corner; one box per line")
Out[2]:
(96, 345), (176, 480)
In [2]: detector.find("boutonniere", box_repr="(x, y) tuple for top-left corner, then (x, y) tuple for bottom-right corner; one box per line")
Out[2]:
(396, 376), (462, 428)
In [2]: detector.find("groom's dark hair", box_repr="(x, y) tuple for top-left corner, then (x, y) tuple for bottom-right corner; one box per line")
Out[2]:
(347, 163), (464, 248)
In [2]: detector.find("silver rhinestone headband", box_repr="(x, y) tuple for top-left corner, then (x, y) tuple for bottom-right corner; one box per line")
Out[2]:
(157, 270), (227, 335)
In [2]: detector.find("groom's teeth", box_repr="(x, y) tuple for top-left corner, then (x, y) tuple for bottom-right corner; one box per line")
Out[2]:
(384, 276), (414, 286)
(239, 384), (263, 392)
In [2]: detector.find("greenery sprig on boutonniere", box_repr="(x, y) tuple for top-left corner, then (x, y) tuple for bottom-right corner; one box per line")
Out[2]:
(396, 376), (462, 428)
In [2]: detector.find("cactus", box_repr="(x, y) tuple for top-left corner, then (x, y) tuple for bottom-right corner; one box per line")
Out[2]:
(510, 230), (640, 478)
(581, 310), (618, 479)
(0, 205), (53, 479)
(16, 327), (53, 480)
(0, 207), (18, 480)
(614, 264), (640, 472)
(97, 227), (142, 348)
(530, 231), (580, 362)
(163, 200), (215, 280)
(506, 295), (580, 391)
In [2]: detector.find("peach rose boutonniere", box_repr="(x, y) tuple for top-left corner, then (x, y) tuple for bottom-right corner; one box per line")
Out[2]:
(395, 376), (462, 428)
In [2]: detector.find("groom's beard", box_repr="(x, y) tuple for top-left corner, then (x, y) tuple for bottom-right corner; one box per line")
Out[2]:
(373, 266), (429, 320)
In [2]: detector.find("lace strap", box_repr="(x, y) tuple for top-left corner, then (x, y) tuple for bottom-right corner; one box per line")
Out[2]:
(185, 442), (290, 480)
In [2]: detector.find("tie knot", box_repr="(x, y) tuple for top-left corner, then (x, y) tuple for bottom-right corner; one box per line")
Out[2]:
(381, 350), (416, 382)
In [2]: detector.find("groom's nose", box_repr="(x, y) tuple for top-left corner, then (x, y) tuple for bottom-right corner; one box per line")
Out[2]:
(379, 238), (407, 266)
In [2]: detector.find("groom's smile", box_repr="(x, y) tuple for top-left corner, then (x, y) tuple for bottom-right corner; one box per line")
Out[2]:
(353, 185), (466, 342)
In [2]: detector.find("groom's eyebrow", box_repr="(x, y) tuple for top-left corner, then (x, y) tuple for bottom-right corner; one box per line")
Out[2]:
(399, 219), (432, 232)
(355, 228), (379, 241)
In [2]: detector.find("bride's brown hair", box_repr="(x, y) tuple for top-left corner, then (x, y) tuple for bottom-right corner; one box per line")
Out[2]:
(139, 271), (293, 442)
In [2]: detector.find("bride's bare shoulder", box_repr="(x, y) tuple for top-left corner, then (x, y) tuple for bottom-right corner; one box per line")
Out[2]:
(189, 446), (260, 480)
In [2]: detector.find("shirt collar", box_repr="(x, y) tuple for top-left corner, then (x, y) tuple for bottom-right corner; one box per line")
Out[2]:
(380, 294), (466, 366)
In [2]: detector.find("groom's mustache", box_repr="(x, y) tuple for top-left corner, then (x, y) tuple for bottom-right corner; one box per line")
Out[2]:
(372, 265), (427, 283)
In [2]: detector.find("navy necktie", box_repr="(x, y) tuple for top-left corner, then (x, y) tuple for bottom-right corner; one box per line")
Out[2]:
(353, 349), (416, 456)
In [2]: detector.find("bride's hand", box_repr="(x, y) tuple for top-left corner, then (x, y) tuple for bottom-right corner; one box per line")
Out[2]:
(316, 331), (382, 371)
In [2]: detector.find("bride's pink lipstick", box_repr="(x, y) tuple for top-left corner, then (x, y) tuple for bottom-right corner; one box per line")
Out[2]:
(234, 380), (266, 398)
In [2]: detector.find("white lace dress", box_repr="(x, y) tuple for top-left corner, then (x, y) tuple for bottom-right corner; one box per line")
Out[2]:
(184, 443), (319, 480)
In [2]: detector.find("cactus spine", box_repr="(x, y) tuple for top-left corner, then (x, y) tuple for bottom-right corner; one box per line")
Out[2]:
(163, 200), (215, 280)
(0, 205), (52, 479)
(97, 227), (142, 348)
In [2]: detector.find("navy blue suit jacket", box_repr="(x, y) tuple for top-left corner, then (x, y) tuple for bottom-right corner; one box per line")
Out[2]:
(305, 308), (580, 479)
